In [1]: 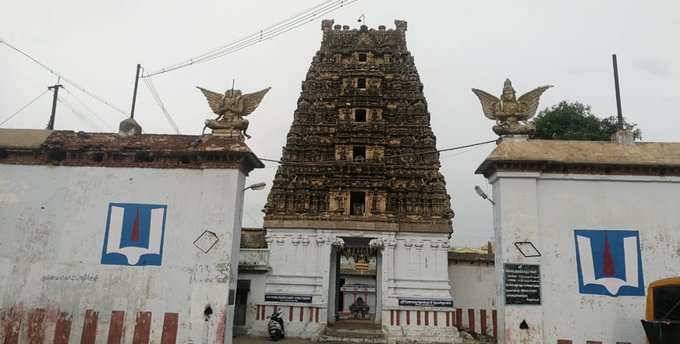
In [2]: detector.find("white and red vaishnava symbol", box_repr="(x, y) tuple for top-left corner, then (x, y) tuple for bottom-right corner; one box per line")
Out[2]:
(574, 229), (645, 296)
(101, 203), (168, 266)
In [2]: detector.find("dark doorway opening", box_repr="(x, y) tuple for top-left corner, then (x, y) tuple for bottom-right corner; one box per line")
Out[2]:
(234, 280), (250, 327)
(357, 78), (367, 89)
(358, 53), (367, 62)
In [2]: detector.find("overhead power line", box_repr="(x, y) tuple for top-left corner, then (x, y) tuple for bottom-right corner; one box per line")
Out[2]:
(258, 139), (498, 165)
(57, 96), (102, 130)
(0, 89), (49, 126)
(143, 77), (181, 134)
(62, 88), (114, 130)
(143, 0), (359, 78)
(1, 40), (128, 117)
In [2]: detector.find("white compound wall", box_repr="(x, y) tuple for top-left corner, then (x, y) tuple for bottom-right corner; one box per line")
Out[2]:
(0, 164), (246, 344)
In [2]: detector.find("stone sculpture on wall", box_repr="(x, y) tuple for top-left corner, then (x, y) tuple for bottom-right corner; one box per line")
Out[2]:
(198, 86), (271, 139)
(472, 79), (551, 136)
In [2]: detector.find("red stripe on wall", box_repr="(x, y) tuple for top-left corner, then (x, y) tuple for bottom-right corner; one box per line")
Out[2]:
(107, 311), (125, 344)
(273, 306), (278, 314)
(81, 309), (98, 344)
(424, 311), (429, 326)
(406, 310), (410, 325)
(261, 306), (266, 321)
(160, 313), (179, 344)
(27, 308), (46, 344)
(468, 309), (475, 332)
(616, 342), (632, 344)
(390, 310), (394, 326)
(480, 309), (487, 335)
(492, 310), (497, 338)
(416, 311), (421, 326)
(132, 312), (151, 344)
(53, 312), (72, 344)
(433, 311), (437, 327)
(446, 311), (450, 327)
(586, 341), (602, 344)
(299, 307), (303, 322)
(308, 308), (313, 323)
(396, 310), (400, 326)
(455, 308), (462, 328)
(557, 340), (573, 344)
(2, 306), (23, 344)
(255, 305), (260, 321)
(315, 308), (319, 323)
(289, 307), (293, 322)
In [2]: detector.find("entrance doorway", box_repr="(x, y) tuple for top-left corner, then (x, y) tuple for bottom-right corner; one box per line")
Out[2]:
(332, 237), (380, 323)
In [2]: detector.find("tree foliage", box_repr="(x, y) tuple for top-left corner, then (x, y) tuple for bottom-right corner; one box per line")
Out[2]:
(532, 101), (641, 140)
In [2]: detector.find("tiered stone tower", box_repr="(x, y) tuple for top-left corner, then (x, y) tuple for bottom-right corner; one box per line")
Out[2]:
(264, 19), (453, 232)
(259, 20), (458, 343)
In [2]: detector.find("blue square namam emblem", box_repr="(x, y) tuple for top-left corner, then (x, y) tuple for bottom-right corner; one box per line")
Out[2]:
(101, 203), (168, 266)
(574, 229), (644, 297)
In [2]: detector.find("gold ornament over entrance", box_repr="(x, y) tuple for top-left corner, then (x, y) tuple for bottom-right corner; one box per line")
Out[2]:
(198, 85), (271, 139)
(472, 79), (552, 136)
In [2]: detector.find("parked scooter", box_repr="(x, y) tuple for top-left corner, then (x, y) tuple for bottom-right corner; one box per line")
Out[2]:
(267, 311), (285, 341)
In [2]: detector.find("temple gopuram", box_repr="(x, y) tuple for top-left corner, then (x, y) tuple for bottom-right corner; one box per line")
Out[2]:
(244, 20), (459, 342)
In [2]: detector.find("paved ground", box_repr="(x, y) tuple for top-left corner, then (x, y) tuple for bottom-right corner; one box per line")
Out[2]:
(234, 336), (313, 344)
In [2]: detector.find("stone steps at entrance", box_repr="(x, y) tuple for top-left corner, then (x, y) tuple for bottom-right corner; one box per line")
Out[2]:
(318, 322), (386, 344)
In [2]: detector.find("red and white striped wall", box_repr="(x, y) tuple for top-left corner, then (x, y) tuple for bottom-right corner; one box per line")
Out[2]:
(389, 308), (498, 338)
(0, 306), (179, 344)
(255, 304), (321, 324)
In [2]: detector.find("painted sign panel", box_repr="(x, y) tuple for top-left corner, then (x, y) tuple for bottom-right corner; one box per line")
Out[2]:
(264, 294), (313, 303)
(574, 229), (644, 296)
(504, 263), (541, 305)
(398, 298), (453, 307)
(101, 203), (168, 266)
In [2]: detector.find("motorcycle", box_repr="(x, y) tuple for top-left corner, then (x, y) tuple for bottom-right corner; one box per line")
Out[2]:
(267, 311), (285, 341)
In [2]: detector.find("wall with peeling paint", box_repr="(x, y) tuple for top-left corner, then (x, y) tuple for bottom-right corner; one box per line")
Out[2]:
(490, 172), (680, 344)
(0, 164), (246, 344)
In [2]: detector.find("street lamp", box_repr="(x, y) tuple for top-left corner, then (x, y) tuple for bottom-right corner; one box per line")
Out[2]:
(243, 182), (266, 192)
(474, 185), (494, 205)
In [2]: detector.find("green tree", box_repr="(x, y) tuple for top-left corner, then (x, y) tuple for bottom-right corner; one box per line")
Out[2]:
(532, 101), (641, 140)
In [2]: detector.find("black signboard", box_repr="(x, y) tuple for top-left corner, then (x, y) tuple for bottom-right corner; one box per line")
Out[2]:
(264, 293), (312, 303)
(398, 298), (453, 308)
(504, 263), (541, 305)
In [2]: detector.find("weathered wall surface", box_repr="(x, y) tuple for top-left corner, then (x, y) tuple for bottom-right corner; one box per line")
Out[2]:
(492, 172), (680, 344)
(448, 261), (496, 336)
(0, 164), (245, 343)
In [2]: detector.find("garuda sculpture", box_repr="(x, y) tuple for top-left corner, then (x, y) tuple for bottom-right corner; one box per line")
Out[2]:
(472, 79), (552, 136)
(198, 86), (271, 138)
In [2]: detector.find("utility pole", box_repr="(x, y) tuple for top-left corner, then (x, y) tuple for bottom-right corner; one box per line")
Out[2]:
(612, 54), (624, 129)
(130, 64), (142, 119)
(46, 83), (63, 130)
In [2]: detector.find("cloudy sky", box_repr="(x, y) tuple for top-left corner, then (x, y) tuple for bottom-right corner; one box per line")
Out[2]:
(2, 0), (678, 247)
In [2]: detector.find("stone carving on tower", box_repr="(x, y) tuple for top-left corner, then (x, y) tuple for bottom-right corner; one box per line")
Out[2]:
(198, 86), (271, 139)
(472, 79), (552, 136)
(263, 19), (453, 234)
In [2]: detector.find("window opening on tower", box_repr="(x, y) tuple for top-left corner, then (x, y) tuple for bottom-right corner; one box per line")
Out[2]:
(357, 78), (367, 90)
(353, 146), (366, 161)
(354, 109), (367, 122)
(350, 192), (366, 216)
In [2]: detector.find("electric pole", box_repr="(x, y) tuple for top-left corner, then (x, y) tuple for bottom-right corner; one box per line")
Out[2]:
(46, 83), (63, 130)
(130, 64), (142, 119)
(612, 54), (624, 129)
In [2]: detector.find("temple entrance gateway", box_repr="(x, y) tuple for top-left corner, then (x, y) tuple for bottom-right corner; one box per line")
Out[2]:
(331, 237), (381, 323)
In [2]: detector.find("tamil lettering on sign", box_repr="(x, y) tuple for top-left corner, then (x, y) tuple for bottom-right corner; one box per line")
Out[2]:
(504, 263), (541, 305)
(264, 294), (313, 303)
(398, 298), (453, 307)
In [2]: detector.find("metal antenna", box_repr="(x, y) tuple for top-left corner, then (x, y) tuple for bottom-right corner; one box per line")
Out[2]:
(612, 54), (624, 129)
(232, 79), (235, 92)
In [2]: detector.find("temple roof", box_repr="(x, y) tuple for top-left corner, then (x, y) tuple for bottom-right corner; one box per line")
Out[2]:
(476, 138), (680, 177)
(0, 128), (263, 172)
